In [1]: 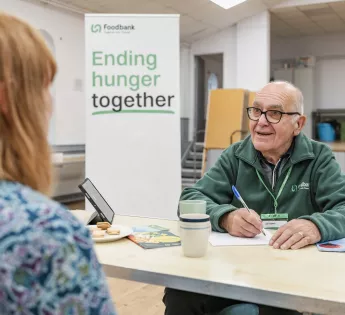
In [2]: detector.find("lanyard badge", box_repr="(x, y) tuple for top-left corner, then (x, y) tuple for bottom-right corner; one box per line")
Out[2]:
(260, 213), (288, 229)
(256, 166), (293, 229)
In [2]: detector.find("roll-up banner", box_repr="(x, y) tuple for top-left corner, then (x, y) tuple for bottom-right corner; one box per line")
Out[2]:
(85, 14), (181, 220)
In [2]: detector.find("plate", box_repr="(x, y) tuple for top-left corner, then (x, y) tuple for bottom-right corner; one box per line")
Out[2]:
(88, 224), (133, 243)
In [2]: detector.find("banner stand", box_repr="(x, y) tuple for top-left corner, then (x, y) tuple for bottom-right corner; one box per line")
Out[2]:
(85, 14), (181, 220)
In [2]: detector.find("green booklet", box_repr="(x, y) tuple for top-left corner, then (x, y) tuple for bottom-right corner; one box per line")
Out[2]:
(132, 225), (169, 233)
(128, 228), (181, 249)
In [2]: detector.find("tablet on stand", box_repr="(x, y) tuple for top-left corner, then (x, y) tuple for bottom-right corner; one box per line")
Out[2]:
(78, 178), (115, 225)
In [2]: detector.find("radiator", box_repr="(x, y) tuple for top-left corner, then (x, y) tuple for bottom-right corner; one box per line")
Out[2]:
(51, 147), (85, 203)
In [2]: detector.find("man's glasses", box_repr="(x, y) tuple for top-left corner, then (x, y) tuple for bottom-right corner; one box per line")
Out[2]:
(246, 107), (301, 124)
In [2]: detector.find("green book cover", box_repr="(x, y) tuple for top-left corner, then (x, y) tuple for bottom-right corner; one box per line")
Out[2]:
(132, 225), (170, 233)
(128, 230), (181, 249)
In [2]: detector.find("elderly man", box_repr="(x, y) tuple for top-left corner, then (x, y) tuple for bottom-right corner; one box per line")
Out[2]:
(163, 81), (345, 315)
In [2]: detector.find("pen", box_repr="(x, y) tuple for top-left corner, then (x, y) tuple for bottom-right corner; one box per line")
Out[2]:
(231, 185), (266, 236)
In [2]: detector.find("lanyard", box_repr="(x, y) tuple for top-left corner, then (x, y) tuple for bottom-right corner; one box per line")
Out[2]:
(255, 165), (293, 214)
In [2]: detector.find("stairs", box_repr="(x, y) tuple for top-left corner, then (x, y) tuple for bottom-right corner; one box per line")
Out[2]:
(182, 142), (204, 189)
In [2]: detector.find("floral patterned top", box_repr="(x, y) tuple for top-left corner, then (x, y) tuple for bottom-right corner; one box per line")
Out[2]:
(0, 180), (117, 315)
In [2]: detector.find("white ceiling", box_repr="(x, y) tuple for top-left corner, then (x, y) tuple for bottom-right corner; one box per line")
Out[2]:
(271, 1), (345, 37)
(41, 0), (285, 43)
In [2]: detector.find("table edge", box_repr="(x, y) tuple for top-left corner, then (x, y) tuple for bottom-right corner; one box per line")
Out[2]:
(103, 264), (344, 314)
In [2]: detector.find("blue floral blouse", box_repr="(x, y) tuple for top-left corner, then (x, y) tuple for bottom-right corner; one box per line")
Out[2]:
(0, 180), (117, 314)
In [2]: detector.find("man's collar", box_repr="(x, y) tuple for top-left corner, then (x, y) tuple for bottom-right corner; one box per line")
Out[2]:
(235, 133), (315, 166)
(256, 138), (295, 164)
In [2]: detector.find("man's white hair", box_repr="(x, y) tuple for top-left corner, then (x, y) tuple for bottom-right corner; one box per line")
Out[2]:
(269, 80), (304, 115)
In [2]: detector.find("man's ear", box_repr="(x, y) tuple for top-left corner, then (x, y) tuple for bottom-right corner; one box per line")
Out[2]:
(293, 115), (306, 136)
(0, 83), (7, 115)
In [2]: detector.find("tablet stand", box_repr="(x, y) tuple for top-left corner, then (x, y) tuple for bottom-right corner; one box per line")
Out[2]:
(88, 213), (104, 225)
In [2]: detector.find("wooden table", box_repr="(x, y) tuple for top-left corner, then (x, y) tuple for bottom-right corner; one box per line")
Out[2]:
(91, 215), (345, 315)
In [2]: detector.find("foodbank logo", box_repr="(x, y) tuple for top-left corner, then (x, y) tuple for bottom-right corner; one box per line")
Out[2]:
(91, 24), (135, 34)
(91, 24), (102, 33)
(291, 182), (310, 192)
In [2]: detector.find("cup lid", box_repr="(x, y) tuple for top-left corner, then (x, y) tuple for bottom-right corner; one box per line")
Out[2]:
(179, 213), (210, 223)
(179, 200), (206, 204)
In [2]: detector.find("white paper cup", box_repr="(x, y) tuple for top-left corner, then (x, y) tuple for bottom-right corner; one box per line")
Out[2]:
(179, 213), (210, 258)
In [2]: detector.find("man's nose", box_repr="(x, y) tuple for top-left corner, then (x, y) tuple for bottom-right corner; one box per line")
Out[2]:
(257, 112), (269, 125)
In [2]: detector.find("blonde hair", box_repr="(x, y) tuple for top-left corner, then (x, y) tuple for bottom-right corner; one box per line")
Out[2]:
(0, 12), (57, 195)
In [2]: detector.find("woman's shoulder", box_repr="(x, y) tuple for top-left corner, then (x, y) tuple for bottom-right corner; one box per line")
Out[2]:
(0, 181), (117, 314)
(0, 180), (91, 247)
(0, 180), (64, 208)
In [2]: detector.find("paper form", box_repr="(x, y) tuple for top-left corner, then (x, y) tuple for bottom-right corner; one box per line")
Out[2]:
(209, 229), (271, 246)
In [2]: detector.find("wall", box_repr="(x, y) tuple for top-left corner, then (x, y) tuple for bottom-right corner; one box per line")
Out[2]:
(203, 56), (223, 119)
(180, 46), (191, 152)
(236, 11), (270, 91)
(271, 33), (345, 59)
(2, 1), (270, 144)
(186, 11), (270, 141)
(315, 58), (345, 110)
(180, 45), (191, 119)
(191, 27), (237, 88)
(271, 33), (345, 109)
(189, 26), (237, 140)
(1, 1), (191, 145)
(40, 29), (56, 144)
(0, 0), (85, 145)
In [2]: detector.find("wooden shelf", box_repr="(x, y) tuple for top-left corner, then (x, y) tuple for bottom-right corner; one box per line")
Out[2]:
(323, 141), (345, 152)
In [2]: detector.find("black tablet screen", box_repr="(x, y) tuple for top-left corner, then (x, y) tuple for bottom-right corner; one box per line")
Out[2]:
(79, 178), (114, 223)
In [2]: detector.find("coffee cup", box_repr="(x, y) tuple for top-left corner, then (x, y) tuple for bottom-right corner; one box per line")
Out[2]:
(179, 200), (206, 215)
(179, 213), (210, 258)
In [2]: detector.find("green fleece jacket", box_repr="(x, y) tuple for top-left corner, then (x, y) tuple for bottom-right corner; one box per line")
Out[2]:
(181, 133), (345, 242)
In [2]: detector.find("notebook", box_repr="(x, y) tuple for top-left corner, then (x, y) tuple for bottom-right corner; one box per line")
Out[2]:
(317, 238), (345, 252)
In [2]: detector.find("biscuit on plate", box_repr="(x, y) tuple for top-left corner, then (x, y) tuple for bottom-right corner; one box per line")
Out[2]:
(96, 222), (111, 230)
(89, 226), (102, 231)
(107, 228), (120, 235)
(92, 230), (106, 238)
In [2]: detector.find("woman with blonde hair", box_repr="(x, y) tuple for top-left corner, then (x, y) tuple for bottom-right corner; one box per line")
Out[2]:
(0, 12), (117, 314)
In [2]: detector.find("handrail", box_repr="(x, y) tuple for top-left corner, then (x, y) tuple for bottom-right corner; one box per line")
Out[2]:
(230, 130), (248, 145)
(193, 129), (205, 181)
(180, 129), (205, 184)
(183, 128), (246, 182)
(181, 140), (194, 166)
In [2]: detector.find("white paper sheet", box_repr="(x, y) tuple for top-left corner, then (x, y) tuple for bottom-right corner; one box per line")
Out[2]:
(209, 230), (271, 246)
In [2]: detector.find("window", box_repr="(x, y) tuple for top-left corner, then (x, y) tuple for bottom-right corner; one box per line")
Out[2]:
(208, 73), (218, 90)
(207, 73), (218, 102)
(206, 73), (219, 119)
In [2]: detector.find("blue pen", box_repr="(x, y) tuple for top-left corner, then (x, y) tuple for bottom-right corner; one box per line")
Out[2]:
(232, 185), (266, 236)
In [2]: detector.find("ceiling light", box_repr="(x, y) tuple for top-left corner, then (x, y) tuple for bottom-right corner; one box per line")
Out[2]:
(210, 0), (247, 10)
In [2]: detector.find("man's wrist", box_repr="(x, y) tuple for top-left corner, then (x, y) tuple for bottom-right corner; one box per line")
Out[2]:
(219, 212), (230, 231)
